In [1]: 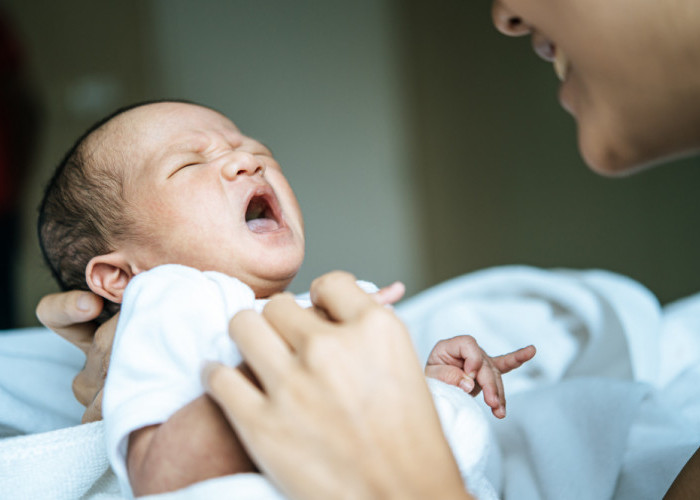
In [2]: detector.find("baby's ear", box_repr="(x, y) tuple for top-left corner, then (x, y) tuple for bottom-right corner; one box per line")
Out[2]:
(85, 252), (135, 304)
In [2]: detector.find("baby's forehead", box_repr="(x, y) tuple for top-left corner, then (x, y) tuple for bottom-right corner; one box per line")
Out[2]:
(112, 103), (238, 148)
(81, 103), (251, 180)
(81, 117), (141, 167)
(122, 102), (235, 129)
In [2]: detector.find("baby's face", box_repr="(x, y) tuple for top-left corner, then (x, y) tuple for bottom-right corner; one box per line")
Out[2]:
(102, 102), (305, 297)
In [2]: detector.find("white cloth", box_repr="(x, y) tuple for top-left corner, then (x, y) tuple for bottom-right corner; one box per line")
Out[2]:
(0, 329), (121, 498)
(104, 265), (355, 495)
(430, 379), (498, 500)
(397, 266), (700, 499)
(0, 265), (698, 499)
(103, 265), (256, 495)
(137, 378), (498, 500)
(104, 264), (494, 498)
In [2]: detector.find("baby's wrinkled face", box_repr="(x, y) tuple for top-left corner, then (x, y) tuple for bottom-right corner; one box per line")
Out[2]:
(101, 102), (305, 297)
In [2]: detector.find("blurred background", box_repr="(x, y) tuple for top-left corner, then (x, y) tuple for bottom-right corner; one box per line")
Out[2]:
(2, 0), (699, 327)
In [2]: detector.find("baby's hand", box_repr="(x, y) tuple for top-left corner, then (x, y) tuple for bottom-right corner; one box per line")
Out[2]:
(425, 335), (536, 418)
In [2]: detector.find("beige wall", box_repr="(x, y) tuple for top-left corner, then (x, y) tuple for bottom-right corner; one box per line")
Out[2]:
(6, 0), (700, 327)
(7, 0), (157, 326)
(399, 0), (700, 303)
(146, 0), (426, 301)
(7, 0), (426, 326)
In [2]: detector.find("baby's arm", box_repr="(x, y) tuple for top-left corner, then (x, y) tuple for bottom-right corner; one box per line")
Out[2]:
(425, 335), (535, 418)
(128, 365), (261, 495)
(127, 391), (257, 496)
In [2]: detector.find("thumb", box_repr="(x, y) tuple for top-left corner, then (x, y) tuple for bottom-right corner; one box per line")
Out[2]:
(425, 364), (475, 393)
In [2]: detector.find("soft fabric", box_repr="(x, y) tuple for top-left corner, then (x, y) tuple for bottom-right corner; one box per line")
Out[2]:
(137, 379), (497, 500)
(105, 264), (492, 498)
(103, 265), (257, 494)
(397, 266), (700, 499)
(0, 420), (120, 498)
(105, 264), (389, 496)
(429, 378), (498, 500)
(0, 327), (85, 438)
(0, 265), (698, 499)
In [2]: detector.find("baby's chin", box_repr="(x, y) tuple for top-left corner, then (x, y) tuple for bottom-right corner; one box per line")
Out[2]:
(248, 269), (301, 299)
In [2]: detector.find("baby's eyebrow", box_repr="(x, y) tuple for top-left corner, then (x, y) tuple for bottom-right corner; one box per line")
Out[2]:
(165, 137), (211, 157)
(152, 142), (203, 171)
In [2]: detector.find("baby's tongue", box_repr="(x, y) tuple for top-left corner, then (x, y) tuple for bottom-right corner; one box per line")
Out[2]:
(247, 218), (279, 233)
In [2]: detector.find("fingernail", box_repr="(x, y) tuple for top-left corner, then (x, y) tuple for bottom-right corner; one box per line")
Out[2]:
(459, 377), (474, 392)
(77, 293), (93, 312)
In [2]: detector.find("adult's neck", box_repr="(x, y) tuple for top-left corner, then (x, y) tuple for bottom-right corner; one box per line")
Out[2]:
(665, 0), (700, 154)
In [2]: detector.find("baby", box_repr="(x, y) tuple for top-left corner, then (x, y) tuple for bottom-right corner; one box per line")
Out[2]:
(38, 101), (534, 498)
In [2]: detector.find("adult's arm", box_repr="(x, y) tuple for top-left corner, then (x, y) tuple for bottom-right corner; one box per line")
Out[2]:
(36, 290), (117, 422)
(204, 271), (473, 500)
(665, 447), (700, 499)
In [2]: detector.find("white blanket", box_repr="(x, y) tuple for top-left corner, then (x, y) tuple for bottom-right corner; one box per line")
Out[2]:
(1, 266), (698, 499)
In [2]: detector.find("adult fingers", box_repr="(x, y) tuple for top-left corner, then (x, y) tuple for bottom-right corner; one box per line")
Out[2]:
(228, 308), (293, 391)
(81, 389), (103, 423)
(202, 361), (265, 425)
(492, 345), (536, 374)
(73, 370), (97, 407)
(90, 313), (119, 372)
(310, 271), (377, 323)
(263, 293), (328, 351)
(36, 291), (104, 353)
(73, 313), (119, 408)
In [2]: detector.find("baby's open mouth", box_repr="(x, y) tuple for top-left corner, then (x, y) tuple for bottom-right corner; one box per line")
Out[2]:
(245, 192), (282, 233)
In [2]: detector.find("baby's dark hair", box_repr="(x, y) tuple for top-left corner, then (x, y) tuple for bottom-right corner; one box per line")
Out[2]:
(37, 98), (196, 322)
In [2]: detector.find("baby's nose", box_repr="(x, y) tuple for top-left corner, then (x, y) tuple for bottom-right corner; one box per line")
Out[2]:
(221, 152), (265, 180)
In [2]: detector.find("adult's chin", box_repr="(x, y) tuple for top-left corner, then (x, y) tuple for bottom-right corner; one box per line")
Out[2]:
(575, 112), (656, 177)
(573, 95), (700, 176)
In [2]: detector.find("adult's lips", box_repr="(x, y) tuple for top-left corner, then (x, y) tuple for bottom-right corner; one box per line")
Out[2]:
(531, 32), (570, 82)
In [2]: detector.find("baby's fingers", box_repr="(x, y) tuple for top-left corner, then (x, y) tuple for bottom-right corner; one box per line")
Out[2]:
(492, 345), (536, 374)
(425, 364), (476, 393)
(372, 281), (406, 306)
(476, 365), (506, 418)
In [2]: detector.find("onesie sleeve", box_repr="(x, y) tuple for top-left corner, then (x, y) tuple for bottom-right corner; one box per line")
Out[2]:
(102, 264), (256, 493)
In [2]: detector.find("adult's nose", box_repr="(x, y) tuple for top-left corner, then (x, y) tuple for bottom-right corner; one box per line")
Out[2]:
(221, 151), (265, 181)
(492, 1), (531, 37)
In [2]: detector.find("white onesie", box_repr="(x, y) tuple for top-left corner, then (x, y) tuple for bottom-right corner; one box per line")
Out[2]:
(103, 264), (496, 499)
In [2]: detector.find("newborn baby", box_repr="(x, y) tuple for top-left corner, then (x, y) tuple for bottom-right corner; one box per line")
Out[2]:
(38, 100), (534, 498)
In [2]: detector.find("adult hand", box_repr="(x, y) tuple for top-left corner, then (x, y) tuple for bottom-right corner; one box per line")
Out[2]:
(204, 271), (472, 500)
(36, 290), (118, 423)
